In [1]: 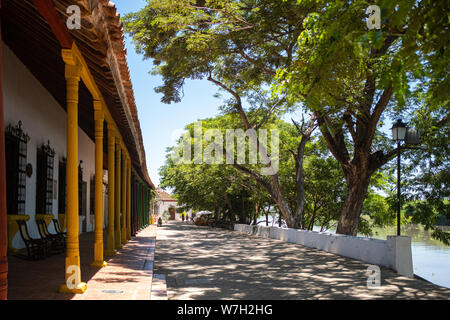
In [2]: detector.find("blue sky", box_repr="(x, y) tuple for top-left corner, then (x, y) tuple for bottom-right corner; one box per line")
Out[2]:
(114, 0), (223, 187)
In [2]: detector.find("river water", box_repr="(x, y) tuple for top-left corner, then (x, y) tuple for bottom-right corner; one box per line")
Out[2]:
(365, 224), (450, 289)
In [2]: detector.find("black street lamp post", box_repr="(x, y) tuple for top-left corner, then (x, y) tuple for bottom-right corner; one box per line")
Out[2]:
(391, 119), (407, 236)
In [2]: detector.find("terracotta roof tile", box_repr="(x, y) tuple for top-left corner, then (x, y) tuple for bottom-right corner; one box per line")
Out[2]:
(54, 0), (154, 188)
(156, 190), (177, 202)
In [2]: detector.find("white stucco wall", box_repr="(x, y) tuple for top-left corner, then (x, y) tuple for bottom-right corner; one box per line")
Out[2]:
(234, 224), (414, 277)
(154, 200), (192, 221)
(3, 43), (105, 249)
(155, 201), (176, 219)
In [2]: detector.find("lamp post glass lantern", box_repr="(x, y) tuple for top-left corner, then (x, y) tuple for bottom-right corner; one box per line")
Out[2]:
(391, 119), (407, 236)
(392, 119), (408, 141)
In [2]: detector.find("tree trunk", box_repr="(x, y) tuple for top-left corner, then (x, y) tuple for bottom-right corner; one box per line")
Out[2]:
(314, 84), (394, 236)
(336, 171), (371, 235)
(308, 204), (317, 231)
(214, 203), (219, 222)
(291, 116), (316, 229)
(293, 142), (306, 229)
(220, 87), (315, 230)
(272, 182), (296, 228)
(223, 194), (234, 222)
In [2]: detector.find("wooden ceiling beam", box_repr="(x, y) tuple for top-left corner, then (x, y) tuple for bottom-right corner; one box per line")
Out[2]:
(31, 0), (73, 49)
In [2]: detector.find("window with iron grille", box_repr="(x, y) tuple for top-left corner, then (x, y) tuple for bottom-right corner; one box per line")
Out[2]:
(36, 141), (55, 215)
(59, 161), (85, 216)
(58, 158), (66, 214)
(79, 161), (84, 216)
(5, 121), (29, 215)
(90, 174), (95, 216)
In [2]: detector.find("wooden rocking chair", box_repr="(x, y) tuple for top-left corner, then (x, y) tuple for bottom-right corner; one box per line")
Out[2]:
(16, 220), (48, 260)
(36, 219), (65, 254)
(52, 219), (67, 237)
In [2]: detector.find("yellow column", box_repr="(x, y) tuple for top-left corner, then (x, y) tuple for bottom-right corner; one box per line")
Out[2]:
(121, 148), (127, 244)
(105, 123), (116, 257)
(59, 50), (86, 294)
(115, 140), (122, 250)
(127, 158), (131, 240)
(91, 102), (107, 268)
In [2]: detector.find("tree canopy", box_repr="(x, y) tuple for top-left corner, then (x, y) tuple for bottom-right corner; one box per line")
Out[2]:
(124, 0), (449, 243)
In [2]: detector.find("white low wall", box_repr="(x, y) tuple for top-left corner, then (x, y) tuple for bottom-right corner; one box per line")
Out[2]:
(234, 224), (413, 277)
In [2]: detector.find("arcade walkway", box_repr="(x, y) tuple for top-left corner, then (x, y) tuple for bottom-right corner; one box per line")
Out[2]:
(154, 222), (450, 300)
(7, 226), (156, 300)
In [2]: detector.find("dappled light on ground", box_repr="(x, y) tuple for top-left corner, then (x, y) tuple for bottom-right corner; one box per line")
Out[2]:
(154, 222), (450, 300)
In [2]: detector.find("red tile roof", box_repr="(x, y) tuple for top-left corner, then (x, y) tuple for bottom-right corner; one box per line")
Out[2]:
(53, 0), (154, 188)
(156, 190), (177, 202)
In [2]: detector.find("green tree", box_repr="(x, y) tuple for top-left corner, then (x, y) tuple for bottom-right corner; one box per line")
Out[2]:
(401, 101), (450, 244)
(124, 0), (448, 238)
(276, 0), (449, 235)
(302, 139), (346, 231)
(123, 0), (317, 228)
(159, 117), (274, 223)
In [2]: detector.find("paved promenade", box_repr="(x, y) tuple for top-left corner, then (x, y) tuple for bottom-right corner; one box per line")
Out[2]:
(72, 226), (156, 300)
(8, 226), (156, 300)
(154, 222), (450, 300)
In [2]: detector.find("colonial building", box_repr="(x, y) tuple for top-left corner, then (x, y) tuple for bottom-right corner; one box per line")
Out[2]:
(0, 0), (154, 298)
(153, 189), (192, 221)
(153, 189), (178, 220)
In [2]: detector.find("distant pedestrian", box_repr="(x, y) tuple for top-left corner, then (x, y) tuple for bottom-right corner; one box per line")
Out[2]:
(181, 213), (185, 223)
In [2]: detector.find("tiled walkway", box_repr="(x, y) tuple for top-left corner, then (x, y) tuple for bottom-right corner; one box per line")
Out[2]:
(154, 222), (450, 300)
(7, 225), (156, 300)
